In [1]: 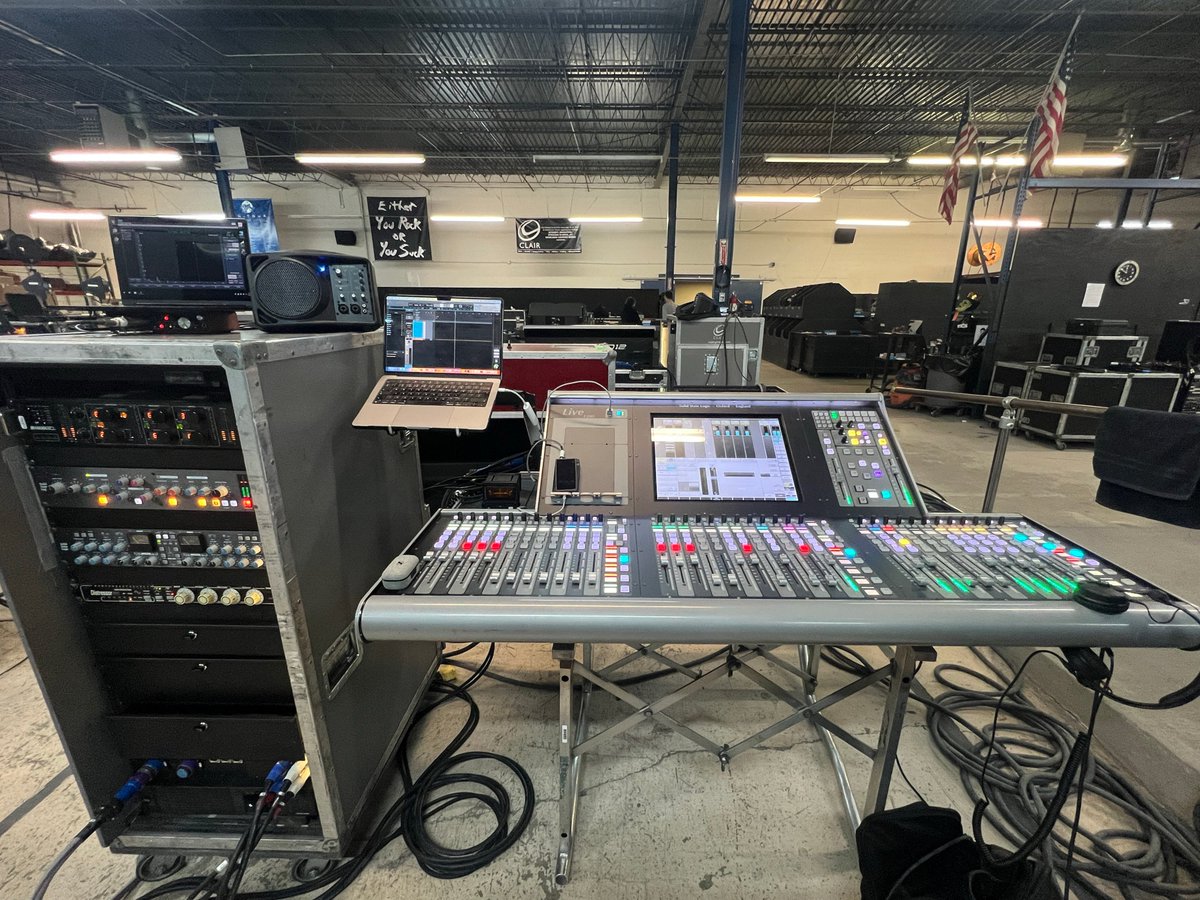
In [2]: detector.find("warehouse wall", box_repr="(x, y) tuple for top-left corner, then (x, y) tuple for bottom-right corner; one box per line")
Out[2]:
(58, 176), (1200, 296)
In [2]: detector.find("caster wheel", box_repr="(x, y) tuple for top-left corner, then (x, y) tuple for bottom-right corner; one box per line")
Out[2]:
(1055, 441), (1067, 451)
(137, 855), (187, 882)
(929, 408), (943, 417)
(292, 858), (338, 883)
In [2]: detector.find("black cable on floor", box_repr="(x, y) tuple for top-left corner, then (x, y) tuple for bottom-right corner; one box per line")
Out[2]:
(141, 647), (533, 900)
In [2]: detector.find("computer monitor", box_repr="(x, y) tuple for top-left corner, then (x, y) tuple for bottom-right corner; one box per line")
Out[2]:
(383, 296), (504, 376)
(108, 216), (251, 309)
(650, 415), (800, 502)
(1155, 320), (1200, 365)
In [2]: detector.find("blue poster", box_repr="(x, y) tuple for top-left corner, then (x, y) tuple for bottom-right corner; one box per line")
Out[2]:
(237, 198), (279, 253)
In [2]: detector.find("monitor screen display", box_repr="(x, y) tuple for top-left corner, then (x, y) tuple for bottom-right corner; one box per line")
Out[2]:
(651, 415), (799, 502)
(383, 296), (504, 376)
(109, 217), (250, 308)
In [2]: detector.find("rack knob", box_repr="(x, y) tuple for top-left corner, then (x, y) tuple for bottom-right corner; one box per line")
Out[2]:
(173, 588), (195, 605)
(196, 588), (218, 606)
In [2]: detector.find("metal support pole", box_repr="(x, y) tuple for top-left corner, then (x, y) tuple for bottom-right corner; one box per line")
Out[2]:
(799, 645), (861, 839)
(553, 642), (582, 887)
(982, 399), (1019, 514)
(1141, 141), (1169, 227)
(215, 169), (234, 218)
(711, 0), (750, 313)
(665, 122), (680, 294)
(864, 645), (936, 816)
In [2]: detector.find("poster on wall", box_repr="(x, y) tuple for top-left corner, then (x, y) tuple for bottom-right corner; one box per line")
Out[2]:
(515, 218), (582, 253)
(367, 196), (432, 261)
(236, 198), (279, 253)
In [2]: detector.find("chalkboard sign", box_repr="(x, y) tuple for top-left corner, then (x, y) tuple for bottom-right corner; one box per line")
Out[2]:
(367, 196), (432, 261)
(515, 218), (582, 253)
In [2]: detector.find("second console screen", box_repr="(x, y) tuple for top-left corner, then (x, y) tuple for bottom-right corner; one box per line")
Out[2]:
(651, 416), (799, 502)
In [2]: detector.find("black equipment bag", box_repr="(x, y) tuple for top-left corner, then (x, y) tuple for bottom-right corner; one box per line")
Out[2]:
(857, 803), (1059, 900)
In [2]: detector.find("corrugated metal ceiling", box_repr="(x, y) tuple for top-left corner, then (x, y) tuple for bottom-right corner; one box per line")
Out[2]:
(0, 0), (1196, 181)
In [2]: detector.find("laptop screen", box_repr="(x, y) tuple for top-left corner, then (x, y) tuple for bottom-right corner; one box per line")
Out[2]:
(383, 296), (504, 376)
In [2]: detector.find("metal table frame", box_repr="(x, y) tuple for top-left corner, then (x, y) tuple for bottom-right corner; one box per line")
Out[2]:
(549, 640), (934, 887)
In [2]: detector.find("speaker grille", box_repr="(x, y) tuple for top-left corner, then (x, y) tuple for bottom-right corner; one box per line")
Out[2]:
(254, 258), (323, 319)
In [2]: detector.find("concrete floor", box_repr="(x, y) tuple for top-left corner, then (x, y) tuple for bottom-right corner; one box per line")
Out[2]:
(2, 360), (1197, 898)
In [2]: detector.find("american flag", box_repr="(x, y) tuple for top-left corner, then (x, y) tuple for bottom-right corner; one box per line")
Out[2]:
(938, 92), (979, 224)
(1029, 29), (1077, 178)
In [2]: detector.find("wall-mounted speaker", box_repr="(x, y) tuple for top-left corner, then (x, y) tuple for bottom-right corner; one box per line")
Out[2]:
(834, 228), (857, 244)
(248, 251), (381, 333)
(334, 230), (357, 246)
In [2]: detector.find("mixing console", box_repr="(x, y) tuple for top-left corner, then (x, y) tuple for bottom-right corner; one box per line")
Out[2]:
(388, 511), (1166, 605)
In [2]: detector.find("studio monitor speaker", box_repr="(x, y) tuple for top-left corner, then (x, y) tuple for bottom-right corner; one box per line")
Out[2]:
(834, 228), (856, 244)
(248, 251), (381, 332)
(334, 230), (357, 246)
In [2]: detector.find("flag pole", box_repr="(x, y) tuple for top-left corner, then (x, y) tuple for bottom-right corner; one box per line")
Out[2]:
(949, 139), (983, 339)
(975, 14), (1081, 390)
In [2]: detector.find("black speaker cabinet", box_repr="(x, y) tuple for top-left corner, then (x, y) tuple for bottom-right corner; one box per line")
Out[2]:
(334, 230), (357, 246)
(248, 252), (381, 332)
(834, 228), (856, 244)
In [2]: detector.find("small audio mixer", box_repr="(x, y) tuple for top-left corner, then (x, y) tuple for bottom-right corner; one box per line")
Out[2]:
(385, 511), (1164, 605)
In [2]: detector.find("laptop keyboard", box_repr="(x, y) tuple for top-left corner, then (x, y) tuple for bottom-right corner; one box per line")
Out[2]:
(373, 379), (492, 407)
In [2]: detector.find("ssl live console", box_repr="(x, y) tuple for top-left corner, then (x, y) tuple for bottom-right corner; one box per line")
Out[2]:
(360, 393), (1197, 649)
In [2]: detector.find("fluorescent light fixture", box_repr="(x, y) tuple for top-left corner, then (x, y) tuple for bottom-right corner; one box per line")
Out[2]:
(734, 194), (821, 204)
(568, 215), (643, 223)
(294, 152), (425, 166)
(1052, 154), (1127, 168)
(533, 154), (661, 163)
(1096, 220), (1114, 229)
(157, 212), (228, 221)
(29, 209), (107, 222)
(764, 153), (895, 164)
(1119, 220), (1173, 230)
(429, 214), (506, 223)
(835, 218), (910, 227)
(974, 217), (1044, 228)
(50, 148), (182, 166)
(907, 155), (1025, 167)
(848, 185), (920, 192)
(909, 153), (1126, 169)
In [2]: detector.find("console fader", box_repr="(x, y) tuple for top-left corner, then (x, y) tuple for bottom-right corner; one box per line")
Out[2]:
(392, 511), (1165, 606)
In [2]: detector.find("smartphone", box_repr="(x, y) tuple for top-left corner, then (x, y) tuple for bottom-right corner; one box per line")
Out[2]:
(553, 457), (580, 493)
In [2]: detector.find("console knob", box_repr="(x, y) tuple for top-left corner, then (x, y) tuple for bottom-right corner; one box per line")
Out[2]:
(66, 483), (82, 494)
(115, 477), (130, 489)
(243, 589), (265, 607)
(143, 554), (159, 565)
(173, 588), (196, 605)
(113, 541), (128, 553)
(114, 490), (131, 502)
(222, 558), (236, 568)
(69, 541), (85, 551)
(48, 481), (67, 495)
(206, 544), (220, 555)
(97, 482), (111, 494)
(98, 541), (113, 552)
(101, 554), (117, 565)
(219, 588), (241, 606)
(87, 555), (102, 566)
(129, 477), (145, 488)
(249, 558), (264, 569)
(81, 483), (97, 494)
(235, 544), (247, 555)
(73, 554), (89, 566)
(250, 544), (262, 555)
(137, 491), (154, 504)
(117, 554), (132, 565)
(83, 541), (98, 552)
(196, 588), (218, 606)
(212, 485), (230, 499)
(183, 486), (199, 497)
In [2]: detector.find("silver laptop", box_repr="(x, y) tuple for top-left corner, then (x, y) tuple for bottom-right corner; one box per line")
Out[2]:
(354, 295), (504, 430)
